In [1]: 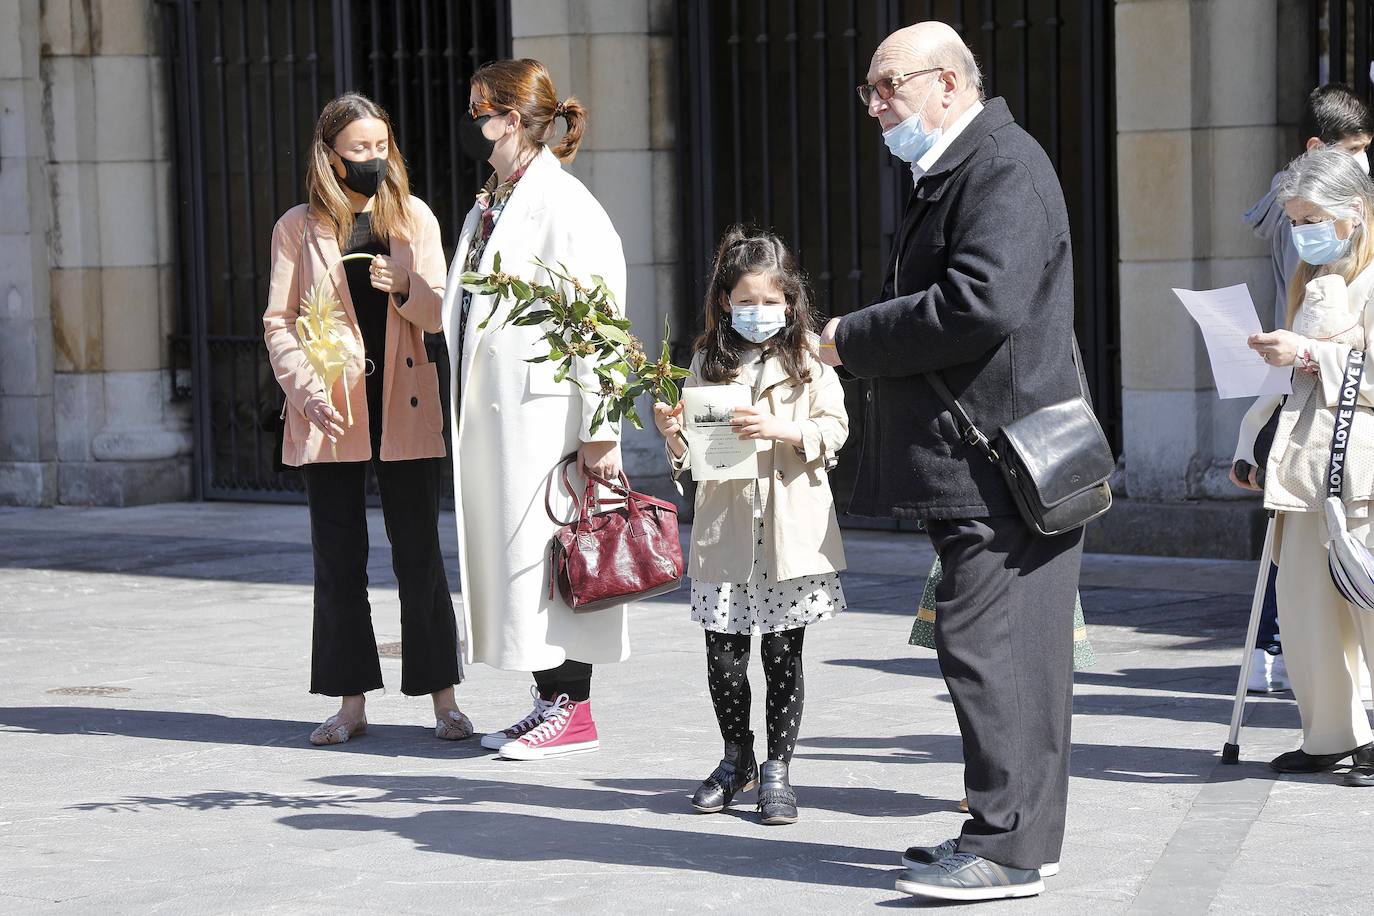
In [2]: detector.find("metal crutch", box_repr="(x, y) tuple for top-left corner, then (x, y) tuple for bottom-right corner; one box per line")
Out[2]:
(1222, 512), (1277, 764)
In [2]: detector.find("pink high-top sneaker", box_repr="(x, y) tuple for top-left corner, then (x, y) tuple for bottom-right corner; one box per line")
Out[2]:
(498, 694), (599, 760)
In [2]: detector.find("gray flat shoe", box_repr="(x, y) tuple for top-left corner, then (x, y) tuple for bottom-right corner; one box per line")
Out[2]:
(309, 714), (367, 746)
(435, 709), (474, 741)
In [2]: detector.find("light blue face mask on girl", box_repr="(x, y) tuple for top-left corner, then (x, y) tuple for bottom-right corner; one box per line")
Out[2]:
(881, 78), (946, 164)
(1291, 219), (1353, 266)
(730, 304), (789, 343)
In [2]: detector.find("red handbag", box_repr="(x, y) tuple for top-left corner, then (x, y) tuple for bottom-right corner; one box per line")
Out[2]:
(545, 454), (684, 612)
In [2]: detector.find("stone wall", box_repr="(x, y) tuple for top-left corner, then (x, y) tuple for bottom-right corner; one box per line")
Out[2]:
(0, 1), (55, 505)
(1102, 0), (1309, 558)
(0, 0), (190, 507)
(509, 0), (679, 495)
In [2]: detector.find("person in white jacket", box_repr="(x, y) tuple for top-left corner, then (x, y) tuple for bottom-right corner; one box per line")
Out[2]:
(442, 59), (628, 761)
(1236, 148), (1374, 787)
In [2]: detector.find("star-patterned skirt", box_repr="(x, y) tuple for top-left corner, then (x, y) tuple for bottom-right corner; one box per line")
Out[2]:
(691, 513), (846, 635)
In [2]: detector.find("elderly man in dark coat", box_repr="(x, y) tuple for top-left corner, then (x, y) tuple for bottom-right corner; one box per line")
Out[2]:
(819, 21), (1085, 902)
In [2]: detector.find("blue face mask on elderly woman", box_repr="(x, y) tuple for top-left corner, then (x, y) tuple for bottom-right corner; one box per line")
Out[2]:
(1291, 219), (1354, 266)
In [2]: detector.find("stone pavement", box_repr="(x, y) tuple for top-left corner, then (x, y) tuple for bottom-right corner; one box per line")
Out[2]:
(1, 503), (1371, 915)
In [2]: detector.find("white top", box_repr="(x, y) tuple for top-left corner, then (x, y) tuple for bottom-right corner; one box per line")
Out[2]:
(910, 99), (985, 184)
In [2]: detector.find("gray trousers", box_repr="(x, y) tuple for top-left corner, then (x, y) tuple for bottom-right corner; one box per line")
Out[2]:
(925, 514), (1084, 870)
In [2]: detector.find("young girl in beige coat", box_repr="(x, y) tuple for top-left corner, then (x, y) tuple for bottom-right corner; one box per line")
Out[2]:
(654, 227), (849, 824)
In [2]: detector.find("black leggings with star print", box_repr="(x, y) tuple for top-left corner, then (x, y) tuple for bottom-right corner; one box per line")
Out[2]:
(704, 627), (805, 763)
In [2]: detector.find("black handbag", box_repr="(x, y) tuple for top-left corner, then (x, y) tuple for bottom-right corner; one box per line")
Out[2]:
(924, 339), (1114, 537)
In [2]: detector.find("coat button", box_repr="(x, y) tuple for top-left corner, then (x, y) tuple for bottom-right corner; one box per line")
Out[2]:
(410, 397), (418, 407)
(490, 403), (500, 413)
(488, 345), (498, 356)
(865, 390), (873, 402)
(406, 357), (413, 368)
(776, 470), (785, 481)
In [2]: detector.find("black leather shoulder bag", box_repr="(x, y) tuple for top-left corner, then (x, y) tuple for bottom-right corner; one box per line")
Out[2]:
(923, 339), (1114, 537)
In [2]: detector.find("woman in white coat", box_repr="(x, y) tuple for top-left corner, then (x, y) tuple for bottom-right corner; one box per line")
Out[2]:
(442, 58), (628, 761)
(1235, 148), (1374, 787)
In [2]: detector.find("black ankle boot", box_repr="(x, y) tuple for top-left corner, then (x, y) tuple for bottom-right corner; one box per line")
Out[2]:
(757, 759), (798, 825)
(691, 735), (758, 813)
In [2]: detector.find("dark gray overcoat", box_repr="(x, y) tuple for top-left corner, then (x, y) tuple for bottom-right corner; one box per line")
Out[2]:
(834, 97), (1080, 521)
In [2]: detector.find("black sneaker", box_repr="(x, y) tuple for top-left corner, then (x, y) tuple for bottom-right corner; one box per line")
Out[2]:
(895, 853), (1045, 901)
(1346, 764), (1374, 787)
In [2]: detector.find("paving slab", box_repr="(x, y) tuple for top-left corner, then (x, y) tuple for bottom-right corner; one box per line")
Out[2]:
(1, 503), (1372, 915)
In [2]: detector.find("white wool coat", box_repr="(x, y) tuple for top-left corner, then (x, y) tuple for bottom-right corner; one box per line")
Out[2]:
(441, 147), (629, 671)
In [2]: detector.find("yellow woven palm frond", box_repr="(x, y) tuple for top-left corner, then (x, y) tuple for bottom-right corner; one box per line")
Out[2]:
(294, 254), (373, 456)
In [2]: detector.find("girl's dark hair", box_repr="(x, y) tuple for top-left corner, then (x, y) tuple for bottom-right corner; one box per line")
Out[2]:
(694, 226), (816, 384)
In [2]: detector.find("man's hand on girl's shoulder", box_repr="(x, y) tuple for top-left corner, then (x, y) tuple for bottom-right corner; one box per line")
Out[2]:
(818, 317), (843, 366)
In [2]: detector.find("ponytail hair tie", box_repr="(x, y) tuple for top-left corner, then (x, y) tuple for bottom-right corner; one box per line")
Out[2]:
(554, 100), (568, 118)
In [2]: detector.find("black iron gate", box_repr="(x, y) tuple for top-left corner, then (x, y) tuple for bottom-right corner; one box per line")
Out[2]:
(1314, 1), (1374, 89)
(162, 0), (510, 501)
(675, 0), (1118, 522)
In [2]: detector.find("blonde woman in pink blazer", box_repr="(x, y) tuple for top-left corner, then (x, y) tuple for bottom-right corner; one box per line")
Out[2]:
(264, 93), (471, 747)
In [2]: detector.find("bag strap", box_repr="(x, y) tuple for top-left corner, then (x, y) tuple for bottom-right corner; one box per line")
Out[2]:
(1326, 349), (1367, 500)
(923, 336), (1092, 465)
(545, 454), (582, 527)
(544, 456), (676, 528)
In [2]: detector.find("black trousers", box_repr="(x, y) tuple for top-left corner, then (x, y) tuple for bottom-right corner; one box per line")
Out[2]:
(302, 456), (462, 697)
(533, 659), (593, 702)
(926, 514), (1083, 871)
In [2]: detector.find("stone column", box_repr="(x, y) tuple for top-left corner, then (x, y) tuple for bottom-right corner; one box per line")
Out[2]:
(510, 0), (679, 497)
(42, 0), (190, 505)
(0, 0), (56, 506)
(1105, 0), (1293, 557)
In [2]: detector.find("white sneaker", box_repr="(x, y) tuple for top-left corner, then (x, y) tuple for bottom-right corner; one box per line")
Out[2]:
(480, 685), (551, 750)
(1247, 648), (1290, 693)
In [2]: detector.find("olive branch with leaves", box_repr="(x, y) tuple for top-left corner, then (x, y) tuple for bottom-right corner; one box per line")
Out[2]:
(460, 252), (691, 436)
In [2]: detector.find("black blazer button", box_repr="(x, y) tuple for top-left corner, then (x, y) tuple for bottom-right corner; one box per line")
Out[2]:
(410, 397), (418, 407)
(406, 357), (413, 367)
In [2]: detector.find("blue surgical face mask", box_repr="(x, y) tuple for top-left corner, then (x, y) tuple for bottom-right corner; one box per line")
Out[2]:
(881, 77), (946, 164)
(1291, 219), (1353, 265)
(730, 304), (789, 343)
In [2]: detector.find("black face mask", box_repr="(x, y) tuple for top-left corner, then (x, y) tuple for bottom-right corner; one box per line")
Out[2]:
(336, 155), (387, 197)
(459, 112), (497, 162)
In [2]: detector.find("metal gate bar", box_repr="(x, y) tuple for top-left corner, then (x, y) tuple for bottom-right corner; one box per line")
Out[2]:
(675, 0), (1121, 526)
(162, 0), (511, 503)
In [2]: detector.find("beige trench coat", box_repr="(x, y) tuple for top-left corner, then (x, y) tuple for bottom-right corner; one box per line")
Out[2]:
(670, 343), (849, 583)
(1235, 267), (1374, 553)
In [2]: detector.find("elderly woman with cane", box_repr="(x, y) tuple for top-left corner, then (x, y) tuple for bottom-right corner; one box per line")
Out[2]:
(1233, 147), (1374, 786)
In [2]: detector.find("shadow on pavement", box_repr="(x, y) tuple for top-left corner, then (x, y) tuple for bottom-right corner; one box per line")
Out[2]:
(65, 772), (954, 822)
(795, 732), (1279, 786)
(276, 806), (900, 889)
(57, 772), (915, 890)
(0, 706), (490, 760)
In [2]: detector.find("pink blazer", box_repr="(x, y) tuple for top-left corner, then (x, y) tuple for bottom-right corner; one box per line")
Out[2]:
(263, 197), (448, 465)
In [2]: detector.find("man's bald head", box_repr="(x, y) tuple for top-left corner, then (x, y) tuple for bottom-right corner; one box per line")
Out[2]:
(871, 21), (983, 99)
